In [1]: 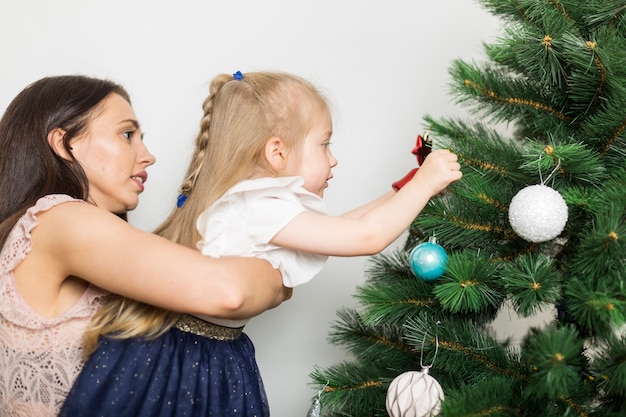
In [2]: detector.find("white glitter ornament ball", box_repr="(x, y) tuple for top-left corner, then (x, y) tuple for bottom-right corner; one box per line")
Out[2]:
(386, 369), (444, 417)
(508, 184), (568, 243)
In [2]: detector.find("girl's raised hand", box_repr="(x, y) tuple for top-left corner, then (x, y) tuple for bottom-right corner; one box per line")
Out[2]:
(409, 149), (462, 196)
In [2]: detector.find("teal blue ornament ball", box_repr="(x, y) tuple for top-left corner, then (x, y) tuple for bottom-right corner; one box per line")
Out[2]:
(409, 239), (447, 281)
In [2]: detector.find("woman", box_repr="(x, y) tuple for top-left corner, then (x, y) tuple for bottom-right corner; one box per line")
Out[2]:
(0, 75), (290, 417)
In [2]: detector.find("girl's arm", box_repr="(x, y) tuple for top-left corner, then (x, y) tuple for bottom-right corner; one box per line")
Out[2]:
(340, 191), (395, 219)
(37, 202), (289, 319)
(272, 149), (461, 256)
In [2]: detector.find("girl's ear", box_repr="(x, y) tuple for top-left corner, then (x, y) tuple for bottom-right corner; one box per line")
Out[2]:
(264, 136), (288, 170)
(47, 128), (72, 160)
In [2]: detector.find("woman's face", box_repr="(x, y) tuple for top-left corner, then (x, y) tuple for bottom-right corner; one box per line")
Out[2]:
(70, 93), (156, 214)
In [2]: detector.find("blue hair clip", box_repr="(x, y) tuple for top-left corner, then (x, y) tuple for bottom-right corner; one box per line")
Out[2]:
(233, 71), (244, 80)
(176, 194), (188, 208)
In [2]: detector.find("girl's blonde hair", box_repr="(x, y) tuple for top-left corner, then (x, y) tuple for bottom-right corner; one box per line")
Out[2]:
(82, 71), (330, 356)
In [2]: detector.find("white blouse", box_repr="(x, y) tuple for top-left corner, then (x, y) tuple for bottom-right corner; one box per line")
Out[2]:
(194, 176), (329, 327)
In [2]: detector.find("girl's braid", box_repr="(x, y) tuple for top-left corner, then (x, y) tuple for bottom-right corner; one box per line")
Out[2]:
(179, 75), (231, 196)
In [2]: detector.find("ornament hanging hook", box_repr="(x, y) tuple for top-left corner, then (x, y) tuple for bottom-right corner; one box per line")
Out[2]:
(423, 125), (431, 140)
(318, 381), (329, 398)
(420, 321), (440, 370)
(543, 158), (561, 185)
(307, 381), (330, 417)
(538, 150), (561, 186)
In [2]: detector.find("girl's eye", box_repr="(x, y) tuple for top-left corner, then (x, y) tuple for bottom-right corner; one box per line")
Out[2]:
(323, 142), (332, 149)
(123, 131), (134, 140)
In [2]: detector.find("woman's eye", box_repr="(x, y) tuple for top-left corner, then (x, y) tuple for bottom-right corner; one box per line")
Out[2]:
(123, 131), (134, 140)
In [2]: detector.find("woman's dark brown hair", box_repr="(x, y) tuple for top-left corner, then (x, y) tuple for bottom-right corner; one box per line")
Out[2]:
(0, 75), (130, 248)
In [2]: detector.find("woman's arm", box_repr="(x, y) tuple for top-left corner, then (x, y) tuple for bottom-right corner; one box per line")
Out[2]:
(272, 149), (461, 256)
(39, 202), (289, 319)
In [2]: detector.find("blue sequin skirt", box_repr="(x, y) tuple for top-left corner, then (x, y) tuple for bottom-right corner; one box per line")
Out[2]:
(59, 320), (269, 417)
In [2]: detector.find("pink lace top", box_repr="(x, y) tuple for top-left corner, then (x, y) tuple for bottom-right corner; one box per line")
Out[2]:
(0, 195), (107, 417)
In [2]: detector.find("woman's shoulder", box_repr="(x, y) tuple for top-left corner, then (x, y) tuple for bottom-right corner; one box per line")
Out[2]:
(34, 194), (120, 228)
(14, 194), (88, 229)
(16, 195), (90, 239)
(35, 193), (83, 208)
(1, 195), (83, 266)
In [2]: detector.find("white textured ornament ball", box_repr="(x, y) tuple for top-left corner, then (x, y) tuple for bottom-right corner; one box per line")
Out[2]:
(386, 369), (444, 417)
(508, 184), (568, 243)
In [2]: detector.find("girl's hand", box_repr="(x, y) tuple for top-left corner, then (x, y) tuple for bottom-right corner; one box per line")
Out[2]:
(409, 149), (462, 196)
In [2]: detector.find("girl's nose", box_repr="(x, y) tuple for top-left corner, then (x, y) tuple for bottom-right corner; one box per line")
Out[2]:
(329, 152), (338, 168)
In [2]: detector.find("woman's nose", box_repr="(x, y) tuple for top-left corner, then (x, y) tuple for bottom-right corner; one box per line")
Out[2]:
(137, 141), (156, 167)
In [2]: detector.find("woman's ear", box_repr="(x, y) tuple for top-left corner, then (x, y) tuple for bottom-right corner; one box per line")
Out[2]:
(47, 128), (72, 160)
(264, 136), (288, 170)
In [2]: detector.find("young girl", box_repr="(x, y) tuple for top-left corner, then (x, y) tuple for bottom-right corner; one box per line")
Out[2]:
(0, 75), (288, 417)
(60, 71), (462, 416)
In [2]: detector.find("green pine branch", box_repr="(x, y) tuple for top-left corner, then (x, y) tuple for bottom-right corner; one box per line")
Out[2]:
(309, 0), (626, 415)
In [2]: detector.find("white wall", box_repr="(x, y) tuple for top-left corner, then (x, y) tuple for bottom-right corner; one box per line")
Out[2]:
(0, 1), (502, 414)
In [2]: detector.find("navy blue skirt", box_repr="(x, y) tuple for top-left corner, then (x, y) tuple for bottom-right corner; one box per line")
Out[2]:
(59, 323), (269, 417)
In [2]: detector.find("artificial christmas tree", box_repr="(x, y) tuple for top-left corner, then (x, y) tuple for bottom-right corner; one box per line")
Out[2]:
(309, 0), (626, 416)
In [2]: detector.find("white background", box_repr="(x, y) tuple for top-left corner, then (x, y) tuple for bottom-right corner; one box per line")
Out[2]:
(0, 1), (544, 415)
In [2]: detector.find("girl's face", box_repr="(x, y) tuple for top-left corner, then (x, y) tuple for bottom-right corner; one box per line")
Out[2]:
(285, 111), (337, 197)
(70, 93), (156, 214)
